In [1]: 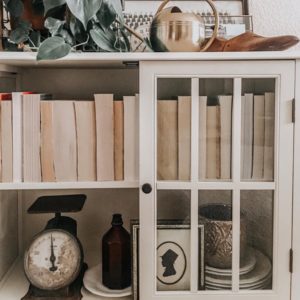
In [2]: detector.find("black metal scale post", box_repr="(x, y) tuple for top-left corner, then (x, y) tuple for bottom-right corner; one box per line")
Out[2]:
(22, 194), (87, 300)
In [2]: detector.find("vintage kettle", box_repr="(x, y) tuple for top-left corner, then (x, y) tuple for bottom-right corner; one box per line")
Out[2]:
(149, 0), (219, 52)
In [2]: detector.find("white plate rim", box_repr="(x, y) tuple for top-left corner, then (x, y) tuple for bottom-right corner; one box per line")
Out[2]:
(83, 263), (132, 297)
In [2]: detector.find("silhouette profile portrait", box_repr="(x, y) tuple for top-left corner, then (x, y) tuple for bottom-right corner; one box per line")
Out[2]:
(161, 249), (178, 277)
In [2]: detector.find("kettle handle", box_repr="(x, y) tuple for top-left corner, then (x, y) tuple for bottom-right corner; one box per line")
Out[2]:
(155, 0), (219, 52)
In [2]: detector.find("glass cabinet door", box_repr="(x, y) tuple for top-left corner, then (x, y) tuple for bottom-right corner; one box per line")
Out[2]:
(139, 61), (294, 300)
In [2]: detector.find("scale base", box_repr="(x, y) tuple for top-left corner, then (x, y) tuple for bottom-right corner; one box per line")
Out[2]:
(21, 264), (87, 300)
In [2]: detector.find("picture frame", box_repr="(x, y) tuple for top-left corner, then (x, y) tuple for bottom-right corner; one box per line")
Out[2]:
(131, 221), (205, 300)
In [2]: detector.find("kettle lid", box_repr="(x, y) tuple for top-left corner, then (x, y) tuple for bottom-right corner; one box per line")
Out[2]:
(156, 6), (182, 17)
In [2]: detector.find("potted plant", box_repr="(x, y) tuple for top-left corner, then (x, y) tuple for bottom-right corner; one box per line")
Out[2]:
(3, 0), (143, 60)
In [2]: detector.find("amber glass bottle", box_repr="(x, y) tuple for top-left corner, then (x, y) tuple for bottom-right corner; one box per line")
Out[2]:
(102, 214), (131, 289)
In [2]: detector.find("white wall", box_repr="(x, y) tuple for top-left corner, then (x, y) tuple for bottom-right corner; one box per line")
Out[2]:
(249, 0), (300, 50)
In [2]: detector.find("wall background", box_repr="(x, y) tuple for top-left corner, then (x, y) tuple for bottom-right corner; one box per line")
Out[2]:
(249, 0), (300, 50)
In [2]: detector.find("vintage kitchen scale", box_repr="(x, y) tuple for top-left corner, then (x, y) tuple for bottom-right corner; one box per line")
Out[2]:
(22, 194), (87, 300)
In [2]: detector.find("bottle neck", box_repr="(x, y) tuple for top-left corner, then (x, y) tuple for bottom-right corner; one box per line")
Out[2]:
(111, 214), (123, 226)
(111, 224), (123, 228)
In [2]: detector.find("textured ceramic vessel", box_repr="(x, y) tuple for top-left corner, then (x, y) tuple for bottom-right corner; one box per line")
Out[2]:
(199, 204), (247, 269)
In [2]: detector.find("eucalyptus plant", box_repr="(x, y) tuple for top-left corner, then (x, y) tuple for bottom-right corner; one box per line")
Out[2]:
(3, 0), (133, 60)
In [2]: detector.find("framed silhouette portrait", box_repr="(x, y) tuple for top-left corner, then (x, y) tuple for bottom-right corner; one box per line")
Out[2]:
(131, 221), (205, 300)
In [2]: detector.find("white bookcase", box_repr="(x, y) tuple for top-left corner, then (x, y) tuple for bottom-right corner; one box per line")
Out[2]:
(0, 52), (299, 300)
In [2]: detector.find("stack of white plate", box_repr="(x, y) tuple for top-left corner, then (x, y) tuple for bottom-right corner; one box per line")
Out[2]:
(205, 248), (272, 290)
(83, 263), (132, 298)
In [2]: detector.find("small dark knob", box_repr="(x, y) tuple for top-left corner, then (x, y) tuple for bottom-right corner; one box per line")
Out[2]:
(142, 183), (152, 194)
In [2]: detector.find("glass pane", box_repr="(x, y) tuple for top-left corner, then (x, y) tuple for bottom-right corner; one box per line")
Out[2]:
(157, 190), (191, 291)
(157, 79), (191, 181)
(199, 79), (233, 181)
(240, 190), (273, 290)
(198, 190), (232, 290)
(241, 79), (275, 181)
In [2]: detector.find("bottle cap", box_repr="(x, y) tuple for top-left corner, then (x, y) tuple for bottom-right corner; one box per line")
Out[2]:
(112, 213), (123, 226)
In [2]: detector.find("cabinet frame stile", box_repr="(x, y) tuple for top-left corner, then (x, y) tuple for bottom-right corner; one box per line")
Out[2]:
(292, 59), (300, 300)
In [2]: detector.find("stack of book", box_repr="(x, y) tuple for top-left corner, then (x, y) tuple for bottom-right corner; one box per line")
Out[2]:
(241, 93), (275, 181)
(157, 95), (233, 181)
(0, 92), (275, 183)
(0, 93), (139, 183)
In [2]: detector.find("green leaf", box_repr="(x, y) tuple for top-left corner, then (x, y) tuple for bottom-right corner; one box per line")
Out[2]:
(45, 5), (67, 21)
(70, 17), (87, 43)
(65, 0), (102, 29)
(90, 25), (116, 52)
(9, 27), (29, 44)
(44, 17), (65, 35)
(96, 0), (116, 30)
(18, 19), (32, 30)
(108, 0), (124, 24)
(8, 19), (32, 44)
(59, 29), (74, 45)
(37, 36), (71, 60)
(5, 0), (24, 17)
(44, 18), (73, 45)
(43, 0), (66, 14)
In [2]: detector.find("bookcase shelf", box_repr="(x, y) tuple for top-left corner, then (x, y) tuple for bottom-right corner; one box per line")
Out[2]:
(0, 181), (276, 191)
(0, 181), (139, 190)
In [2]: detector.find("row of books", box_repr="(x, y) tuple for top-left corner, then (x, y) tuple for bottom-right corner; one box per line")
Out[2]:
(0, 93), (139, 182)
(0, 92), (274, 183)
(157, 92), (275, 181)
(157, 95), (233, 181)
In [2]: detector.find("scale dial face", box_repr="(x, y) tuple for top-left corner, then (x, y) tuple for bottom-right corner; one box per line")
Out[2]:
(24, 229), (83, 290)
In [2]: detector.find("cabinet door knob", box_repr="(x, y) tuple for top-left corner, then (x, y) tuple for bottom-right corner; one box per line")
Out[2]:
(142, 183), (152, 194)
